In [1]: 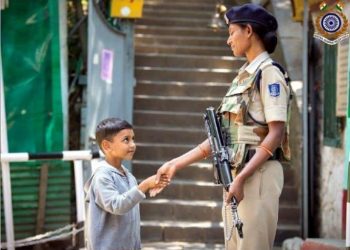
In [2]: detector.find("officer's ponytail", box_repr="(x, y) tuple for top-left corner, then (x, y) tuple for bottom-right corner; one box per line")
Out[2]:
(262, 31), (277, 54)
(238, 22), (278, 54)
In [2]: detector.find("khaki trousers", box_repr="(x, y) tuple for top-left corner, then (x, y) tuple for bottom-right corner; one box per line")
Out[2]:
(222, 160), (284, 250)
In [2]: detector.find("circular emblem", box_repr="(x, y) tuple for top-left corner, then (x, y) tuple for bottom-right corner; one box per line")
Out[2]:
(321, 13), (342, 33)
(316, 10), (348, 40)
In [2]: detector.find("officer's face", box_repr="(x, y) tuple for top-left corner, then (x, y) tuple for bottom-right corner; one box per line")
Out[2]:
(227, 24), (250, 57)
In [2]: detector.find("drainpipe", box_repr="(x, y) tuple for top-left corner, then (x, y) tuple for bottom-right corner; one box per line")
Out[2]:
(302, 0), (309, 239)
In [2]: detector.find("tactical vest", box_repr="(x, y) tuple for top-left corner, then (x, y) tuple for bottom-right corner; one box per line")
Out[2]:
(218, 60), (292, 170)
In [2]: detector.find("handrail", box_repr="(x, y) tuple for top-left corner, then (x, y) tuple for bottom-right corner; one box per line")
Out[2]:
(0, 150), (101, 162)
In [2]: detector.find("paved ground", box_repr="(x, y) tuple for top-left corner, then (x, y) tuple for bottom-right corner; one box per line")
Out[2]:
(142, 242), (282, 249)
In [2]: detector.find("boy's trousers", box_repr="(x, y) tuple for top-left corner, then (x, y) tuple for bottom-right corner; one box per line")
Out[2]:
(222, 160), (284, 250)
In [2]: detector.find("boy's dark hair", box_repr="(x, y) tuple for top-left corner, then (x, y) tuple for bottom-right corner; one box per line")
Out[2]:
(95, 117), (133, 150)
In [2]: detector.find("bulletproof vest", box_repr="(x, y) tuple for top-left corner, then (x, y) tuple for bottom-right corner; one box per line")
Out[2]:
(218, 60), (292, 169)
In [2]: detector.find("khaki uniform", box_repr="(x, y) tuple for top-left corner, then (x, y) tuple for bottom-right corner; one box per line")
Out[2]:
(219, 52), (291, 250)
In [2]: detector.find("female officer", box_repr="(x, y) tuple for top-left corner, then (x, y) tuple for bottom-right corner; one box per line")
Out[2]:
(152, 3), (292, 250)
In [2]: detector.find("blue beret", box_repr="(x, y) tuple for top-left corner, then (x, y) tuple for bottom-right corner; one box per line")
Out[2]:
(224, 4), (278, 31)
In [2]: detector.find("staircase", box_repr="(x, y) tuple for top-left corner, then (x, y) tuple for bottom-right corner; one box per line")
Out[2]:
(132, 0), (301, 246)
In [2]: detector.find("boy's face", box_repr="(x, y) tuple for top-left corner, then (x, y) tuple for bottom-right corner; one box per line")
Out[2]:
(102, 129), (136, 161)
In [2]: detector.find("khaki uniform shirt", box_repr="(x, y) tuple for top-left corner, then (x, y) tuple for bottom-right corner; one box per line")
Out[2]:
(221, 51), (289, 123)
(219, 52), (291, 166)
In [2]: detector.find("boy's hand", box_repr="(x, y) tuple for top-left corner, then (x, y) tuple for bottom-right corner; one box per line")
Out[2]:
(149, 174), (170, 189)
(139, 174), (170, 195)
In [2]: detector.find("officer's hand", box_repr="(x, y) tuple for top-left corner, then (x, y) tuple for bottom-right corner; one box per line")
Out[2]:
(226, 178), (244, 204)
(156, 161), (177, 183)
(149, 161), (177, 197)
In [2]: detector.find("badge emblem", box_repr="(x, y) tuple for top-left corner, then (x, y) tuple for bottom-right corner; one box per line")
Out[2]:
(314, 1), (349, 45)
(268, 83), (280, 97)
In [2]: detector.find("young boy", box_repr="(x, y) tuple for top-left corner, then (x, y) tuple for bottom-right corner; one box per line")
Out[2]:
(84, 117), (169, 250)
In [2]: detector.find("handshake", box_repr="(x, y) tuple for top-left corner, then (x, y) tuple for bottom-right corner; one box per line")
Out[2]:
(138, 161), (177, 197)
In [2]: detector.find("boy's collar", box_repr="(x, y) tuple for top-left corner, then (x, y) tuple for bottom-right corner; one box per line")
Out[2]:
(103, 160), (129, 176)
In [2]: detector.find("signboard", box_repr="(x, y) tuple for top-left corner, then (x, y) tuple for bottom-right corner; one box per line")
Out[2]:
(110, 0), (144, 18)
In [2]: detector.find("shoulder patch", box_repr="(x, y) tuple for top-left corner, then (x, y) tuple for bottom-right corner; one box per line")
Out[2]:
(268, 83), (280, 97)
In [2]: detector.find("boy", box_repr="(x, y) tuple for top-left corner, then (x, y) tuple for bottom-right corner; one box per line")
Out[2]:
(84, 117), (169, 250)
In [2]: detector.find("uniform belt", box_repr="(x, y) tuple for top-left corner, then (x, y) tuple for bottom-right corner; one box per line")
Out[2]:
(244, 147), (283, 163)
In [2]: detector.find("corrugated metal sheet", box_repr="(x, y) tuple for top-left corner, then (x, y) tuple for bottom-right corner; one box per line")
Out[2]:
(1, 161), (72, 240)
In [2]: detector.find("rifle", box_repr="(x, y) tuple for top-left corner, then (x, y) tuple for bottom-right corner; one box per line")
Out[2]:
(203, 107), (243, 238)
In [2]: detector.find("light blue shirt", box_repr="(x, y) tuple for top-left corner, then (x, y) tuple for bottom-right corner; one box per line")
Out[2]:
(85, 160), (146, 250)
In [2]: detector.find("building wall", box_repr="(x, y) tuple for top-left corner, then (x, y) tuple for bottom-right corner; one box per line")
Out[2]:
(318, 3), (349, 238)
(270, 0), (303, 81)
(319, 143), (345, 238)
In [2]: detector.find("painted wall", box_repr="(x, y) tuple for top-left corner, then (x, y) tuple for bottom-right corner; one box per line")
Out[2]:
(319, 143), (345, 238)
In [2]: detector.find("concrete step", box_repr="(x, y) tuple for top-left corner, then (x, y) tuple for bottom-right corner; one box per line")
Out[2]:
(135, 54), (243, 69)
(275, 225), (302, 246)
(134, 96), (221, 113)
(141, 242), (225, 250)
(137, 16), (216, 28)
(278, 204), (301, 224)
(135, 44), (232, 56)
(142, 242), (283, 250)
(142, 8), (213, 19)
(134, 143), (196, 161)
(133, 160), (215, 182)
(141, 220), (300, 245)
(144, 0), (216, 4)
(134, 126), (206, 144)
(135, 34), (227, 48)
(132, 160), (296, 186)
(140, 199), (300, 224)
(135, 25), (227, 38)
(165, 180), (297, 204)
(141, 220), (224, 243)
(135, 67), (237, 83)
(133, 110), (204, 129)
(140, 178), (299, 204)
(141, 199), (222, 222)
(134, 81), (229, 98)
(142, 1), (215, 12)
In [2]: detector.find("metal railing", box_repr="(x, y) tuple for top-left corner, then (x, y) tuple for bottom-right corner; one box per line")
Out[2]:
(0, 150), (101, 249)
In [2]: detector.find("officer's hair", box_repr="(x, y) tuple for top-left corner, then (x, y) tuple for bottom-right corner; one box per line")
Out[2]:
(238, 22), (277, 54)
(95, 117), (133, 150)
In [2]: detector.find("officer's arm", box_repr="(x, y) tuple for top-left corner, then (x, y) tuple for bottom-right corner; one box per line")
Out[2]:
(225, 121), (285, 203)
(155, 139), (210, 184)
(235, 121), (285, 183)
